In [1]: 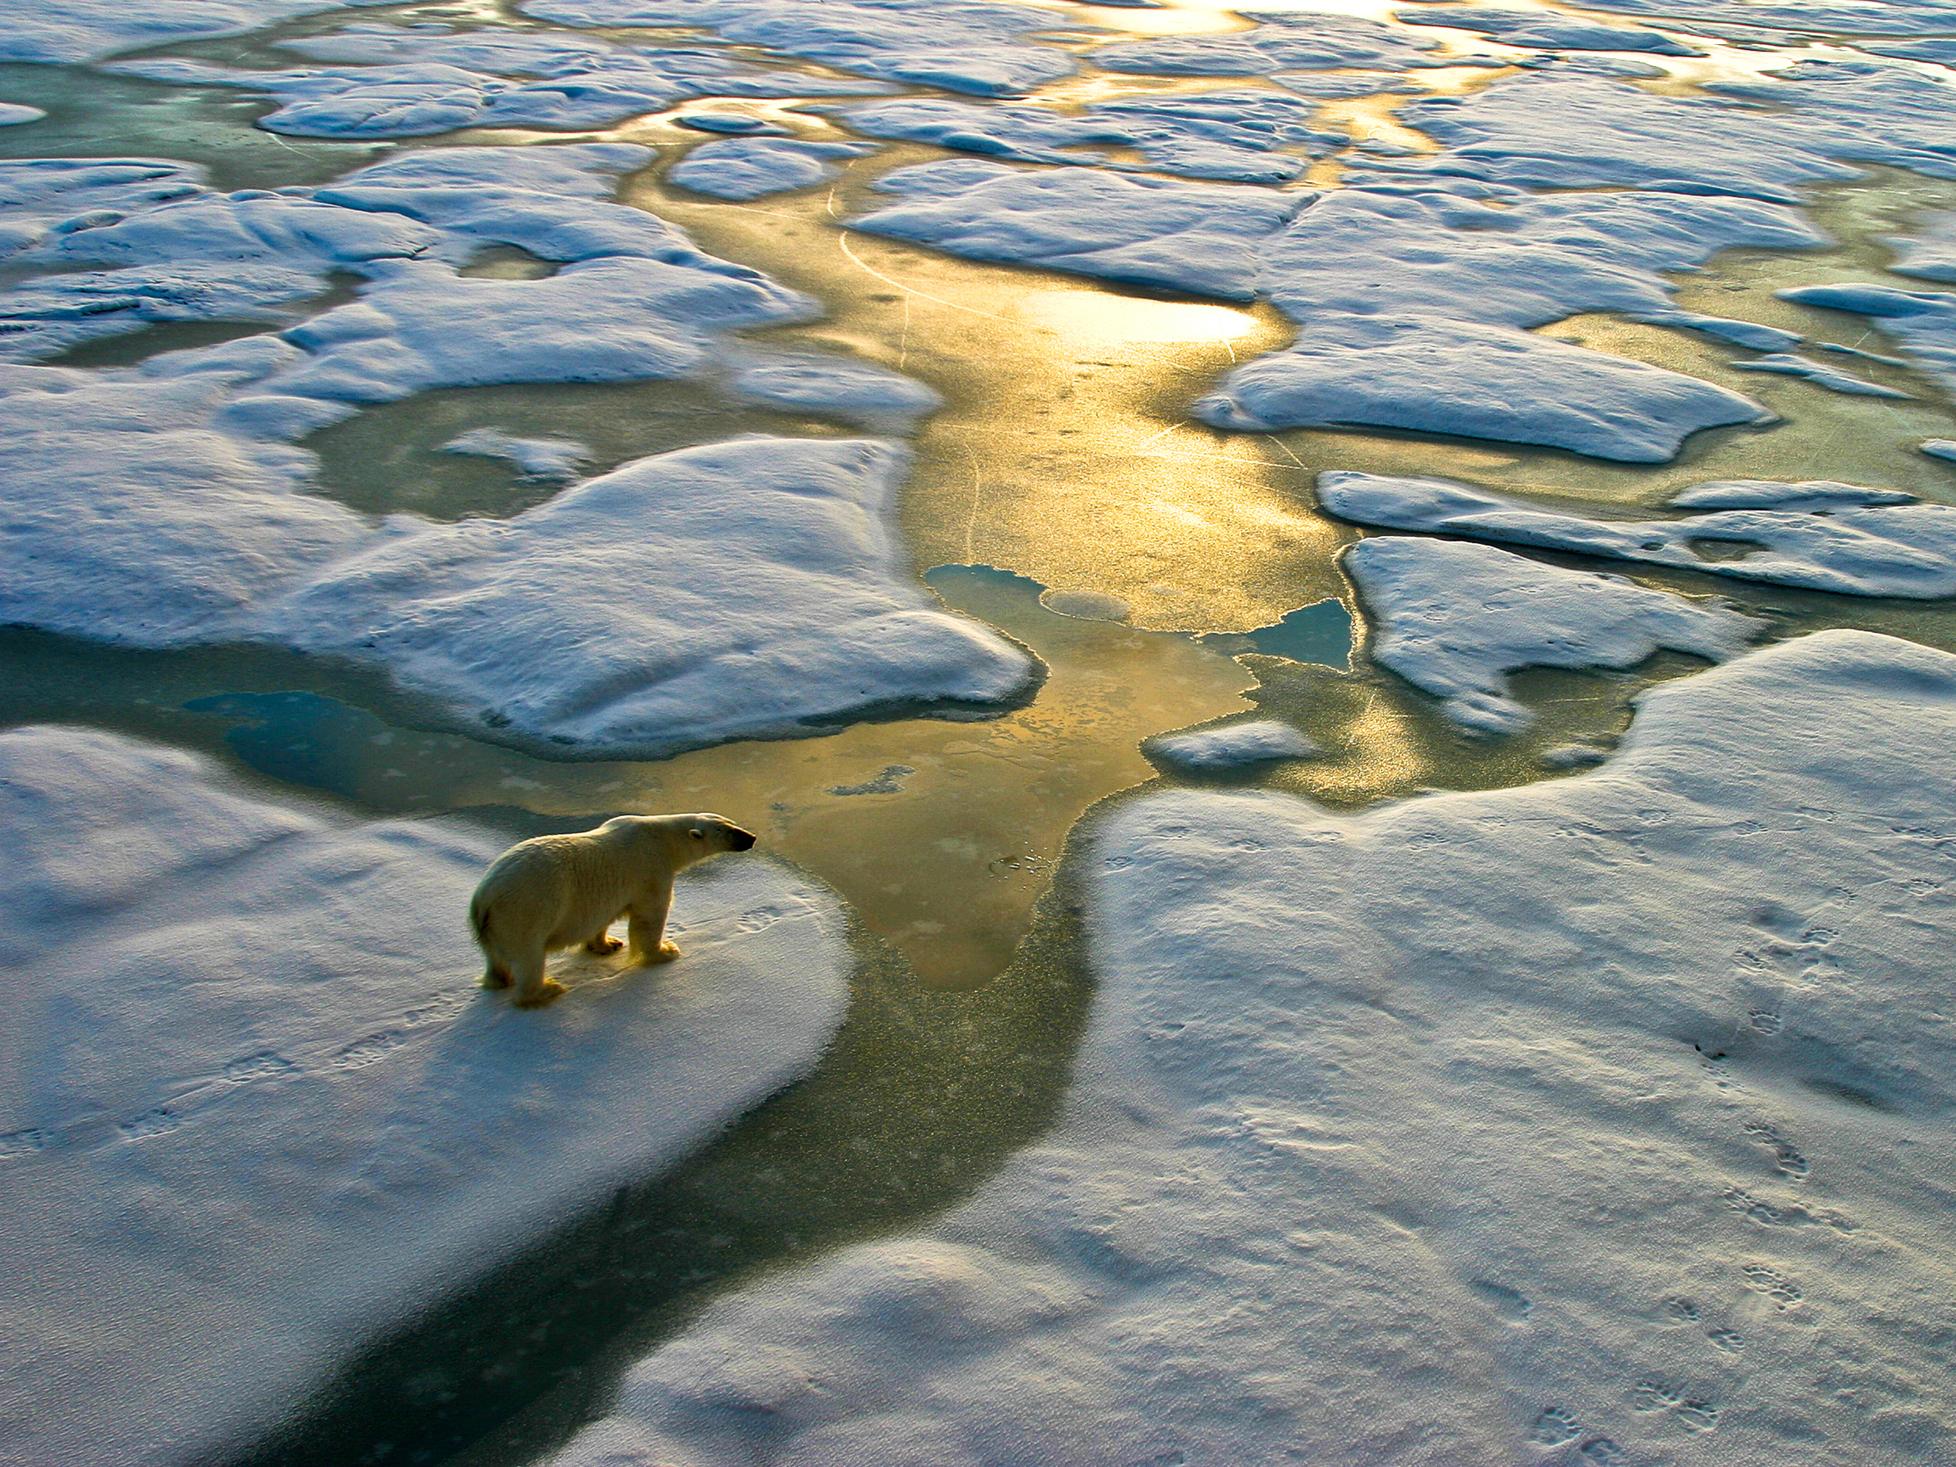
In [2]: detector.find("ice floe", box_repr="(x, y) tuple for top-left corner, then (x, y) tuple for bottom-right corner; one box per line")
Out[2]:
(1781, 282), (1956, 394)
(1143, 719), (1320, 771)
(0, 723), (851, 1467)
(1730, 351), (1911, 397)
(522, 0), (1077, 97)
(1199, 312), (1768, 460)
(440, 427), (591, 483)
(0, 0), (379, 62)
(1344, 535), (1761, 732)
(833, 91), (1337, 184)
(1885, 209), (1956, 282)
(1092, 10), (1455, 76)
(549, 630), (1956, 1466)
(853, 160), (1306, 301)
(1395, 4), (1703, 56)
(1319, 470), (1956, 598)
(666, 137), (874, 199)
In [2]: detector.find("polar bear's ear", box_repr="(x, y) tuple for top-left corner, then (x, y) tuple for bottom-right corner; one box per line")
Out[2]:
(688, 827), (706, 840)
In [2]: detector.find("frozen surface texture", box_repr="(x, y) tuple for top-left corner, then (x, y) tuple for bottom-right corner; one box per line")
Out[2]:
(0, 725), (851, 1467)
(268, 437), (1036, 755)
(440, 428), (591, 482)
(1344, 535), (1761, 732)
(1199, 312), (1767, 460)
(521, 0), (1076, 96)
(666, 138), (874, 199)
(853, 160), (1306, 300)
(115, 32), (883, 138)
(1092, 10), (1451, 76)
(549, 631), (1956, 1467)
(835, 91), (1336, 184)
(1395, 5), (1702, 55)
(0, 146), (1030, 754)
(0, 0), (380, 62)
(1319, 471), (1956, 599)
(1780, 282), (1956, 395)
(1143, 719), (1320, 771)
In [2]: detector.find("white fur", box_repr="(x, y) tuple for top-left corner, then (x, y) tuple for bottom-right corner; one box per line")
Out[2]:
(469, 813), (756, 1007)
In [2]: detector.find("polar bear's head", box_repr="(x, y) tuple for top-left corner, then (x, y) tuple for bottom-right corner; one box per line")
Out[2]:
(682, 813), (759, 855)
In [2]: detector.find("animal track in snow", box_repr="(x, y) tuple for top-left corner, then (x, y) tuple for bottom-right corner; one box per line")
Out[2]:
(224, 1051), (297, 1084)
(1663, 1296), (1701, 1323)
(1632, 1380), (1720, 1434)
(0, 1127), (53, 1160)
(1743, 1121), (1810, 1179)
(1746, 1007), (1783, 1034)
(1470, 1278), (1533, 1322)
(118, 1107), (181, 1141)
(1578, 1437), (1630, 1465)
(1530, 1406), (1582, 1446)
(330, 1030), (405, 1070)
(1742, 1262), (1804, 1309)
(1707, 1327), (1747, 1352)
(1723, 1186), (1853, 1233)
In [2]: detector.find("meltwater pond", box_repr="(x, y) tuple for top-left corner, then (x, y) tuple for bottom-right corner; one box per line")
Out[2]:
(5, 0), (1956, 1463)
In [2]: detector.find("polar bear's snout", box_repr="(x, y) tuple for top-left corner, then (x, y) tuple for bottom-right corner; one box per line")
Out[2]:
(728, 825), (758, 851)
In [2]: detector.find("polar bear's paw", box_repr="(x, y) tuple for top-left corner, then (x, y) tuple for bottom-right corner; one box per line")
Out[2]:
(651, 940), (682, 964)
(585, 932), (625, 956)
(515, 977), (568, 1009)
(480, 966), (512, 990)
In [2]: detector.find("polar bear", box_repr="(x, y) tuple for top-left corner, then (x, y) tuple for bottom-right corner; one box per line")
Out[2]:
(470, 813), (758, 1008)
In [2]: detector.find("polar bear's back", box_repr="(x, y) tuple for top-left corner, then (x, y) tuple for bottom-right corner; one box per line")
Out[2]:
(470, 828), (649, 953)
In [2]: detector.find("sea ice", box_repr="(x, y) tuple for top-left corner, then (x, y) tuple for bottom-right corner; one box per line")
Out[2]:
(0, 0), (381, 62)
(440, 428), (591, 482)
(1729, 352), (1911, 397)
(1318, 470), (1956, 598)
(1198, 313), (1768, 461)
(1885, 209), (1956, 283)
(1092, 11), (1451, 76)
(1924, 439), (1956, 463)
(1395, 72), (1863, 200)
(549, 630), (1956, 1466)
(521, 0), (1077, 97)
(0, 103), (44, 125)
(1143, 719), (1320, 771)
(1343, 535), (1760, 732)
(1395, 5), (1703, 56)
(0, 723), (852, 1467)
(666, 137), (874, 200)
(1780, 281), (1956, 393)
(267, 437), (1037, 755)
(852, 160), (1305, 301)
(834, 91), (1336, 184)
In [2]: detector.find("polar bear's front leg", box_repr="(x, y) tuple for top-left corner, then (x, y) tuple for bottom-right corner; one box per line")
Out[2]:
(628, 881), (679, 964)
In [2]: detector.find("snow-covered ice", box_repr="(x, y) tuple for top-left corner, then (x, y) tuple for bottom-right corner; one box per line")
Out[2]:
(440, 428), (591, 483)
(548, 630), (1956, 1466)
(521, 0), (1077, 97)
(0, 0), (379, 62)
(834, 91), (1336, 184)
(1924, 439), (1956, 463)
(0, 103), (45, 126)
(0, 724), (852, 1467)
(1319, 471), (1956, 599)
(269, 437), (1036, 755)
(1143, 719), (1320, 771)
(853, 161), (1305, 301)
(1730, 352), (1912, 397)
(1780, 282), (1956, 394)
(1092, 11), (1453, 76)
(1395, 5), (1703, 56)
(1197, 312), (1769, 461)
(1886, 209), (1956, 283)
(1344, 535), (1761, 733)
(666, 138), (874, 200)
(115, 34), (884, 138)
